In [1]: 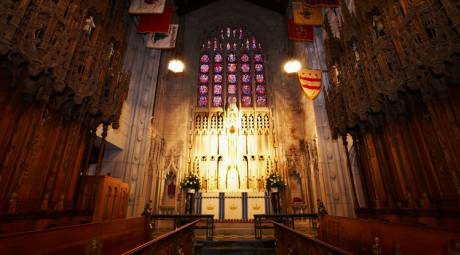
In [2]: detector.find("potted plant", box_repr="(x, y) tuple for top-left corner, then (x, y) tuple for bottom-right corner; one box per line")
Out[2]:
(180, 173), (201, 193)
(265, 172), (286, 193)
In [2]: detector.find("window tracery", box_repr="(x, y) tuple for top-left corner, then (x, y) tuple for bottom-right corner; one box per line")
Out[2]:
(248, 114), (255, 130)
(217, 113), (224, 130)
(195, 115), (202, 130)
(241, 114), (248, 130)
(202, 115), (209, 130)
(263, 114), (270, 129)
(256, 113), (263, 129)
(197, 26), (267, 108)
(211, 114), (217, 130)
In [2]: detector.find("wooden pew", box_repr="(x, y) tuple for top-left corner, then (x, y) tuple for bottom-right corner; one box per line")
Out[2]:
(0, 217), (150, 255)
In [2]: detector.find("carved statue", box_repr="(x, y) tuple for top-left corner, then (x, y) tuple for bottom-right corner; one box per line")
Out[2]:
(372, 9), (385, 37)
(83, 16), (96, 37)
(317, 199), (328, 215)
(330, 64), (340, 87)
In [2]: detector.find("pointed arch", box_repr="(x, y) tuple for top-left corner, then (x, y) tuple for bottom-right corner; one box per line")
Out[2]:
(197, 26), (268, 109)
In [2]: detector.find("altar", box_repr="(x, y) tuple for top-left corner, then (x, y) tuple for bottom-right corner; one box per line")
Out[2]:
(189, 86), (278, 221)
(196, 191), (270, 220)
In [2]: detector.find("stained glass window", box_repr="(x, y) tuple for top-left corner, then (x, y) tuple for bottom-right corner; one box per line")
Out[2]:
(197, 26), (268, 108)
(198, 53), (210, 107)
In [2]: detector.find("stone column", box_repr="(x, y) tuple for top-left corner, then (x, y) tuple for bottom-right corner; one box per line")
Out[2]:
(301, 28), (355, 217)
(99, 19), (162, 217)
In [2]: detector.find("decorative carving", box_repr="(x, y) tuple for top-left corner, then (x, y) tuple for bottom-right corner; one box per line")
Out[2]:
(83, 16), (96, 37)
(0, 0), (131, 130)
(0, 0), (131, 233)
(7, 192), (17, 214)
(324, 0), (460, 136)
(322, 0), (460, 223)
(372, 237), (382, 255)
(85, 238), (103, 255)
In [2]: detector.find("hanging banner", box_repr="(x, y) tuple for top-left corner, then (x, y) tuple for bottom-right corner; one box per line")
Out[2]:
(292, 1), (324, 26)
(298, 68), (322, 100)
(137, 7), (173, 33)
(146, 24), (179, 49)
(129, 0), (166, 14)
(288, 19), (314, 41)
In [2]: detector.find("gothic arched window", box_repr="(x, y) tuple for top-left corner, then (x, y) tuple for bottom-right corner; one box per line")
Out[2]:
(197, 26), (267, 108)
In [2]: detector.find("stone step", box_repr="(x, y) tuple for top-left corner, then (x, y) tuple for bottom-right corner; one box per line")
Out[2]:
(195, 239), (276, 255)
(198, 239), (275, 248)
(199, 247), (276, 255)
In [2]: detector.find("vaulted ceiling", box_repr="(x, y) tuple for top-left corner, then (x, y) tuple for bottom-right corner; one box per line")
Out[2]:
(173, 0), (289, 15)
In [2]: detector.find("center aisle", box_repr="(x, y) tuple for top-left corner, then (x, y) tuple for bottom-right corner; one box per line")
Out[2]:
(194, 222), (275, 255)
(194, 239), (276, 255)
(196, 222), (273, 240)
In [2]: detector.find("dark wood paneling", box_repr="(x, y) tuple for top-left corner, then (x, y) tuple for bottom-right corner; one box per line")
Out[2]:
(0, 0), (132, 234)
(323, 0), (460, 225)
(319, 215), (460, 255)
(77, 176), (129, 221)
(0, 87), (89, 214)
(0, 86), (96, 234)
(354, 90), (460, 221)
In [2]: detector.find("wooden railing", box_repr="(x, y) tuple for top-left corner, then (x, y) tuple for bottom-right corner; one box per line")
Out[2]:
(254, 213), (318, 239)
(122, 220), (199, 255)
(149, 214), (214, 240)
(273, 221), (352, 255)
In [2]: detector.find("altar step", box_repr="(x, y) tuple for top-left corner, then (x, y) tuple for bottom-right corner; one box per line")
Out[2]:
(195, 239), (276, 255)
(195, 222), (274, 240)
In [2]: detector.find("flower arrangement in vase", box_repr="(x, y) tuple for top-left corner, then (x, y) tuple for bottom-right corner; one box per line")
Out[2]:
(265, 172), (286, 193)
(180, 173), (201, 193)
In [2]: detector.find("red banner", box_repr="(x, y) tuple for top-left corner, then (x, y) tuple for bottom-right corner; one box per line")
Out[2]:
(137, 6), (173, 33)
(288, 19), (314, 41)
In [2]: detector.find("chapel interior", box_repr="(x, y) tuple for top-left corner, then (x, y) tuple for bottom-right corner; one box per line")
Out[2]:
(0, 0), (460, 254)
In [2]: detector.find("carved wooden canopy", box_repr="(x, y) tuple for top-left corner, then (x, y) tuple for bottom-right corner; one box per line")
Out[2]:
(0, 0), (131, 130)
(323, 0), (460, 137)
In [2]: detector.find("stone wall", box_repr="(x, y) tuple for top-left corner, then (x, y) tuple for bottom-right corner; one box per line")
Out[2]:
(99, 19), (162, 216)
(300, 28), (354, 216)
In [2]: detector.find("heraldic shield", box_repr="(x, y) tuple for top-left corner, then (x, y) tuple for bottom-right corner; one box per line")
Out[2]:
(298, 68), (322, 100)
